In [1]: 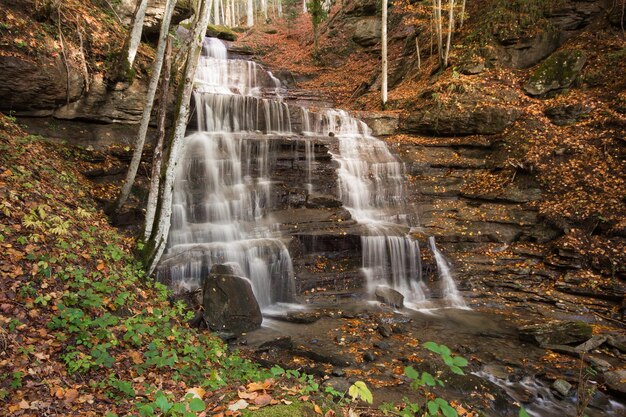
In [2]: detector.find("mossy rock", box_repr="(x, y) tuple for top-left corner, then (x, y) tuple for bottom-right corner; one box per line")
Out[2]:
(206, 24), (238, 41)
(524, 50), (586, 97)
(243, 403), (317, 417)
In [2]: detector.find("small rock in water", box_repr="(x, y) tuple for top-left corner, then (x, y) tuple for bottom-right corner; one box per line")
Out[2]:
(392, 324), (407, 334)
(604, 369), (626, 396)
(551, 379), (572, 397)
(375, 286), (404, 309)
(363, 352), (376, 362)
(374, 341), (391, 350)
(258, 336), (293, 351)
(377, 323), (392, 338)
(586, 356), (612, 373)
(331, 368), (346, 377)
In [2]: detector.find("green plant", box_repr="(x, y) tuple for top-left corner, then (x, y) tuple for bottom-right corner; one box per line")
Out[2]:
(379, 342), (469, 417)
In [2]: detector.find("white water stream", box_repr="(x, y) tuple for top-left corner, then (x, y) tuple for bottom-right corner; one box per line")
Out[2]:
(158, 37), (465, 309)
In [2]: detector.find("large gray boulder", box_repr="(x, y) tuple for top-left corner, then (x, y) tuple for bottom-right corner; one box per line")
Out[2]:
(352, 18), (381, 47)
(524, 50), (586, 97)
(375, 285), (404, 308)
(114, 0), (193, 37)
(518, 320), (592, 346)
(203, 263), (263, 333)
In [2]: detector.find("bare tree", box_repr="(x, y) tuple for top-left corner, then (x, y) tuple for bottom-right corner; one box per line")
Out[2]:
(144, 37), (173, 240)
(114, 0), (177, 214)
(146, 0), (213, 274)
(381, 0), (388, 106)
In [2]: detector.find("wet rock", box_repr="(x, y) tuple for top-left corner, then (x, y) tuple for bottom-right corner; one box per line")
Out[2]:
(292, 347), (353, 367)
(544, 103), (591, 126)
(586, 356), (612, 373)
(202, 263), (263, 333)
(352, 18), (381, 47)
(483, 364), (511, 380)
(552, 379), (572, 397)
(606, 334), (626, 353)
(323, 377), (351, 393)
(344, 0), (378, 16)
(392, 324), (407, 334)
(575, 335), (608, 352)
(264, 311), (321, 324)
(374, 341), (391, 350)
(363, 351), (376, 362)
(258, 336), (293, 351)
(524, 50), (586, 97)
(305, 195), (343, 209)
(351, 111), (399, 136)
(518, 321), (592, 346)
(331, 368), (346, 377)
(375, 286), (404, 308)
(603, 369), (626, 398)
(377, 323), (392, 338)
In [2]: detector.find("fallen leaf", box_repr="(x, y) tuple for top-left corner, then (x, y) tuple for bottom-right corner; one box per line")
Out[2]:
(313, 403), (322, 414)
(238, 390), (258, 400)
(253, 394), (272, 407)
(64, 388), (79, 404)
(129, 350), (144, 364)
(228, 399), (249, 411)
(187, 387), (206, 399)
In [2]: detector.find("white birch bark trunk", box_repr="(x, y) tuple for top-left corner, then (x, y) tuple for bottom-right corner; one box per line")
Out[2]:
(303, 0), (307, 13)
(415, 37), (421, 70)
(214, 0), (220, 25)
(460, 0), (466, 29)
(128, 0), (149, 66)
(148, 0), (212, 274)
(381, 0), (388, 106)
(115, 0), (177, 214)
(444, 0), (455, 68)
(247, 0), (254, 26)
(144, 37), (173, 240)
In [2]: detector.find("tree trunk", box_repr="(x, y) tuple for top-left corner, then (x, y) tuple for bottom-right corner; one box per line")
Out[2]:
(128, 0), (149, 66)
(144, 37), (173, 240)
(114, 0), (177, 214)
(381, 0), (388, 107)
(443, 0), (455, 68)
(460, 0), (467, 29)
(247, 0), (254, 26)
(147, 0), (212, 274)
(415, 37), (421, 70)
(214, 0), (220, 25)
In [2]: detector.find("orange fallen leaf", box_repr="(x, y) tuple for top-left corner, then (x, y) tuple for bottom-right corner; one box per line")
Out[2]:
(253, 394), (272, 407)
(64, 388), (79, 404)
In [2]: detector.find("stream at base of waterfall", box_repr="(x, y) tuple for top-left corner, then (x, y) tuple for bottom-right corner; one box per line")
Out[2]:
(157, 37), (465, 311)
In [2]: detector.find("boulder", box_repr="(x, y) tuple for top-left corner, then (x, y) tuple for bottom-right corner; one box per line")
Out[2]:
(551, 379), (572, 397)
(400, 87), (521, 136)
(305, 194), (343, 209)
(351, 111), (399, 136)
(518, 321), (592, 346)
(344, 0), (378, 16)
(524, 50), (586, 97)
(544, 103), (591, 126)
(352, 18), (381, 47)
(375, 285), (404, 308)
(202, 263), (263, 333)
(603, 369), (626, 398)
(206, 24), (238, 41)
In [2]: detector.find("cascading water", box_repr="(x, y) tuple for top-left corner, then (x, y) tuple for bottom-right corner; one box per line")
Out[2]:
(160, 38), (294, 308)
(159, 37), (464, 309)
(429, 237), (467, 308)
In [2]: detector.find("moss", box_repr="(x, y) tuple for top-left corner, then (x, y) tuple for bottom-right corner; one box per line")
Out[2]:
(242, 403), (317, 417)
(525, 50), (586, 96)
(206, 24), (238, 41)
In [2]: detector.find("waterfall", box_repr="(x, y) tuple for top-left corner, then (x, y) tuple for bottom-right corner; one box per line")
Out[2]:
(158, 37), (465, 310)
(429, 237), (467, 308)
(159, 38), (295, 308)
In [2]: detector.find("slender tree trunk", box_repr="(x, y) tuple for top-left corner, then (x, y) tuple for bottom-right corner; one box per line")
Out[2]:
(220, 0), (226, 24)
(303, 0), (307, 13)
(128, 0), (149, 66)
(434, 0), (443, 67)
(247, 0), (254, 26)
(460, 0), (466, 29)
(277, 0), (282, 18)
(443, 0), (455, 68)
(381, 0), (388, 107)
(147, 0), (212, 274)
(144, 37), (173, 240)
(415, 37), (421, 70)
(214, 0), (220, 25)
(114, 0), (177, 214)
